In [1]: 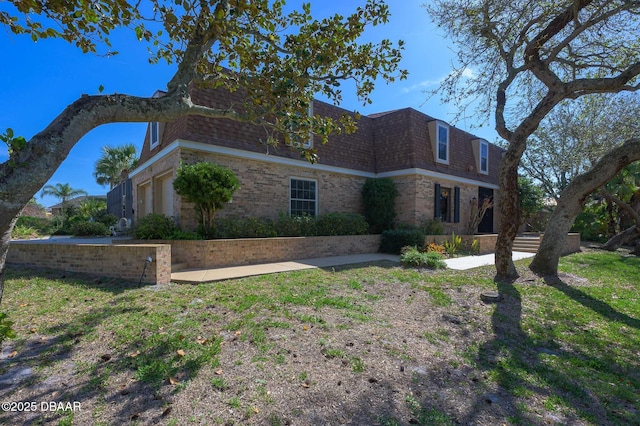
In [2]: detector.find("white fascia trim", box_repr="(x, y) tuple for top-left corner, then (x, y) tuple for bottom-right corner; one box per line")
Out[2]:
(377, 168), (500, 190)
(129, 140), (182, 178)
(130, 139), (375, 179)
(129, 139), (500, 190)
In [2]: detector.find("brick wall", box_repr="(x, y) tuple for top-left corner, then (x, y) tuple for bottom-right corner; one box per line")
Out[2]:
(135, 146), (369, 231)
(134, 235), (381, 269)
(7, 243), (172, 285)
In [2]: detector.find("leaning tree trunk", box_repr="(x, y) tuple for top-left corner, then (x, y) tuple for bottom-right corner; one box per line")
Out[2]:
(602, 225), (640, 251)
(494, 139), (524, 280)
(530, 138), (640, 276)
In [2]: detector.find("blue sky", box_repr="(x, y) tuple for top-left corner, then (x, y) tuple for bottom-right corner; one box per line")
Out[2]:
(1, 0), (498, 208)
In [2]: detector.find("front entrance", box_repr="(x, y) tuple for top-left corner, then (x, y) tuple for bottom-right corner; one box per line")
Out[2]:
(477, 187), (494, 233)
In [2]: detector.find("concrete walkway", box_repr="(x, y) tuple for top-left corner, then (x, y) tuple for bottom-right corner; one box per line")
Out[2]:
(444, 251), (535, 270)
(171, 251), (536, 283)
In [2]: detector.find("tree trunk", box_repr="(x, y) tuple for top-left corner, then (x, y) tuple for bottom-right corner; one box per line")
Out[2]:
(602, 225), (640, 251)
(528, 198), (583, 276)
(495, 143), (522, 280)
(530, 138), (640, 276)
(0, 216), (18, 305)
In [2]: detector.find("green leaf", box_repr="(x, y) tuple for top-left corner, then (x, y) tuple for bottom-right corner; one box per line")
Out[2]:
(98, 84), (104, 93)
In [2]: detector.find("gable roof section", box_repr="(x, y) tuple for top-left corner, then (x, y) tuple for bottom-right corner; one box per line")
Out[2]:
(135, 85), (500, 186)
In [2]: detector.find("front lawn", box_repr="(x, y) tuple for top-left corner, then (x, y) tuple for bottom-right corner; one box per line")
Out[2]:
(0, 249), (638, 425)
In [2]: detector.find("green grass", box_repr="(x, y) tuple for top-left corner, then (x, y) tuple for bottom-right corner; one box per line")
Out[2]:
(2, 251), (639, 425)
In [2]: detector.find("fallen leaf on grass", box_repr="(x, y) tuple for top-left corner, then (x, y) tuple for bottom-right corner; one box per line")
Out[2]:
(177, 349), (186, 357)
(8, 351), (18, 358)
(129, 351), (141, 358)
(196, 336), (208, 345)
(169, 377), (180, 385)
(215, 369), (223, 375)
(253, 407), (259, 414)
(19, 303), (28, 307)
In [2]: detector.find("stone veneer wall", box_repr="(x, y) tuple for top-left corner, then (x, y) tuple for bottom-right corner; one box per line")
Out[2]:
(133, 235), (381, 269)
(7, 243), (172, 285)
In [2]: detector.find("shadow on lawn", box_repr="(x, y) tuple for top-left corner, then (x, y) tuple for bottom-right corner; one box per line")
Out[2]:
(4, 265), (141, 294)
(0, 273), (221, 425)
(459, 275), (637, 425)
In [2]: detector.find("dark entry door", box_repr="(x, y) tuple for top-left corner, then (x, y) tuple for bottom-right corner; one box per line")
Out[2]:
(477, 187), (494, 234)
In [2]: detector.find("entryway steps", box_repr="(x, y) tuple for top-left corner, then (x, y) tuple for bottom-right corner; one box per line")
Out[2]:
(513, 236), (541, 253)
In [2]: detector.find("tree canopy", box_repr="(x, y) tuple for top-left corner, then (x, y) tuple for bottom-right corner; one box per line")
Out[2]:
(427, 0), (640, 278)
(94, 144), (139, 189)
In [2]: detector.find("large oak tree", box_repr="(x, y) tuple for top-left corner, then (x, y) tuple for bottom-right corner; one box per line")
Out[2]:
(0, 0), (406, 304)
(427, 0), (640, 279)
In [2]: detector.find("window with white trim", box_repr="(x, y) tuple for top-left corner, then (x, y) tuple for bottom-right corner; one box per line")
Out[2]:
(290, 178), (317, 216)
(436, 122), (449, 163)
(479, 139), (489, 174)
(150, 122), (160, 149)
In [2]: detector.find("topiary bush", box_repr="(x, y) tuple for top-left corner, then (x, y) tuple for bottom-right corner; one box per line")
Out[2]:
(72, 221), (109, 236)
(173, 162), (240, 238)
(362, 178), (398, 233)
(379, 227), (426, 254)
(134, 213), (179, 239)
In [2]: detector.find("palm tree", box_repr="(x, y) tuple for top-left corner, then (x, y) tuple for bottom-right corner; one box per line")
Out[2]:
(93, 144), (138, 189)
(40, 183), (88, 209)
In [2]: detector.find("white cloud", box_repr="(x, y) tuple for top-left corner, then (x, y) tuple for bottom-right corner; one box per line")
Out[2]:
(400, 67), (477, 94)
(400, 78), (445, 94)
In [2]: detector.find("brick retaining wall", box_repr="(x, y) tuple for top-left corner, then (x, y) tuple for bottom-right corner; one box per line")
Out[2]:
(7, 243), (171, 285)
(128, 235), (382, 269)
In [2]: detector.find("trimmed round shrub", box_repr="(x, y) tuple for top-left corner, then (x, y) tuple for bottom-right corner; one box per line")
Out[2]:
(134, 214), (178, 239)
(72, 221), (109, 236)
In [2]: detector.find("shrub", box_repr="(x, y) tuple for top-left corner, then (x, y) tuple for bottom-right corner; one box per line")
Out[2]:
(93, 210), (118, 227)
(362, 178), (398, 233)
(425, 242), (446, 255)
(380, 228), (425, 254)
(72, 221), (109, 236)
(424, 218), (444, 235)
(16, 215), (57, 235)
(400, 246), (447, 269)
(0, 312), (16, 345)
(274, 213), (317, 237)
(173, 162), (240, 238)
(443, 232), (462, 257)
(315, 212), (369, 236)
(134, 214), (179, 239)
(216, 217), (277, 239)
(11, 224), (39, 239)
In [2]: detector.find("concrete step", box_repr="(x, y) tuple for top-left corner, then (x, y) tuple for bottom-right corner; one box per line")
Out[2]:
(171, 262), (189, 272)
(513, 236), (541, 253)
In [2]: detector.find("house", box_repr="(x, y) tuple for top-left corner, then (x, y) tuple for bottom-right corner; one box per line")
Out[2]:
(49, 195), (107, 216)
(128, 85), (502, 234)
